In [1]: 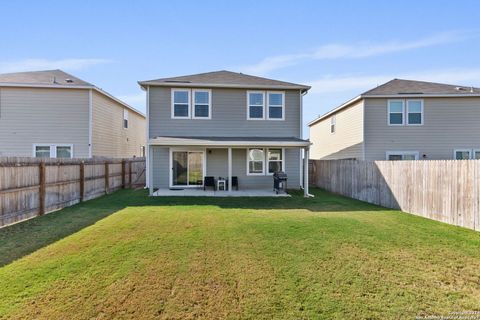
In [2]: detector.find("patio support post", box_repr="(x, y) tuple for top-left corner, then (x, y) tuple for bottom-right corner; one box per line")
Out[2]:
(303, 147), (309, 197)
(228, 147), (232, 192)
(148, 145), (153, 196)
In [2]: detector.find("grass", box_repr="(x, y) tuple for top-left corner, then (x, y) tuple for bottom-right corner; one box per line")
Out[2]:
(1, 188), (480, 319)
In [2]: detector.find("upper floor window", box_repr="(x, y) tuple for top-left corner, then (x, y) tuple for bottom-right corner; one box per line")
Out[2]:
(388, 100), (404, 125)
(406, 100), (423, 125)
(388, 99), (423, 126)
(172, 89), (190, 118)
(123, 109), (129, 128)
(193, 90), (211, 119)
(171, 89), (211, 119)
(247, 92), (265, 120)
(267, 92), (284, 120)
(330, 115), (336, 134)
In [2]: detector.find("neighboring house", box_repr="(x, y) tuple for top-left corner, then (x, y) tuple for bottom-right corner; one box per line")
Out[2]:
(139, 70), (312, 196)
(308, 79), (480, 161)
(0, 69), (146, 158)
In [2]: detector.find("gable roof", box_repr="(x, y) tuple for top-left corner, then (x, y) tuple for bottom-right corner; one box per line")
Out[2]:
(363, 78), (480, 96)
(0, 69), (145, 118)
(308, 78), (480, 126)
(138, 70), (310, 91)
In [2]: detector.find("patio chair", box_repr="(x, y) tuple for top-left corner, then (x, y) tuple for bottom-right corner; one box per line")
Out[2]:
(204, 176), (215, 191)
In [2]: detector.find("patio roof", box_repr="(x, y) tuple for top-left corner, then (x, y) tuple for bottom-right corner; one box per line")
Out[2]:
(148, 136), (311, 147)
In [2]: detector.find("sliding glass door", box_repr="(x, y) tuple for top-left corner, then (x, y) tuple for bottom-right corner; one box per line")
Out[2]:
(171, 151), (204, 187)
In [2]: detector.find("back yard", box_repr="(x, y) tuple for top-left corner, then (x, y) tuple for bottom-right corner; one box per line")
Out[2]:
(1, 188), (480, 319)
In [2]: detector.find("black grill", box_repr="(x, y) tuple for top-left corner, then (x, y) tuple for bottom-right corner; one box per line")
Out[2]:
(273, 171), (288, 194)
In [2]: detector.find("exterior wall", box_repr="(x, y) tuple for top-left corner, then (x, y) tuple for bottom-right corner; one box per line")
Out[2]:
(150, 146), (301, 190)
(92, 91), (146, 158)
(0, 87), (89, 157)
(364, 97), (480, 160)
(148, 87), (301, 139)
(309, 100), (364, 160)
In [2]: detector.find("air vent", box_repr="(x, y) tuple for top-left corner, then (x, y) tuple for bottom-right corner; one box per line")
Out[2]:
(65, 79), (74, 83)
(456, 87), (467, 91)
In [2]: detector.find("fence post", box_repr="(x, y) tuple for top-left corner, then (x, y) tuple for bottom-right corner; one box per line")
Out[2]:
(38, 162), (46, 215)
(122, 160), (126, 189)
(129, 160), (133, 188)
(79, 161), (85, 202)
(104, 162), (109, 194)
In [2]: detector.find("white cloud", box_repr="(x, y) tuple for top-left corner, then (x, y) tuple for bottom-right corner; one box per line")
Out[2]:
(0, 58), (111, 73)
(307, 68), (480, 95)
(118, 92), (146, 111)
(241, 31), (473, 75)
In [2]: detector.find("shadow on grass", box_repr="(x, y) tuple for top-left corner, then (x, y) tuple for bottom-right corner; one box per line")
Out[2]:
(0, 187), (386, 267)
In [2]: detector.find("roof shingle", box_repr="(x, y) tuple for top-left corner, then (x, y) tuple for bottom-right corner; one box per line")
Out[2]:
(363, 79), (480, 95)
(0, 69), (93, 87)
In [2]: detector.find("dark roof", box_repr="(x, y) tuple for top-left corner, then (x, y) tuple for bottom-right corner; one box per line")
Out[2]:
(0, 69), (93, 87)
(363, 78), (480, 96)
(139, 70), (310, 90)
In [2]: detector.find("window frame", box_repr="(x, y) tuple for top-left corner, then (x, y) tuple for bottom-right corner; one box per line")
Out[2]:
(387, 99), (405, 126)
(33, 144), (74, 158)
(192, 89), (212, 120)
(247, 91), (266, 120)
(454, 149), (472, 160)
(266, 91), (285, 120)
(473, 149), (480, 160)
(266, 148), (285, 175)
(385, 151), (419, 160)
(123, 109), (129, 129)
(330, 115), (336, 134)
(246, 148), (266, 176)
(171, 88), (191, 119)
(406, 99), (424, 126)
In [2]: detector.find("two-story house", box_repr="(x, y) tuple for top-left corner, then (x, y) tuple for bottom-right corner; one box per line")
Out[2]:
(139, 70), (311, 196)
(308, 79), (480, 161)
(0, 69), (146, 158)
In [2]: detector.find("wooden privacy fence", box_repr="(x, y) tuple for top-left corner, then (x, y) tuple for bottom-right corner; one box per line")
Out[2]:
(0, 157), (146, 227)
(311, 159), (480, 231)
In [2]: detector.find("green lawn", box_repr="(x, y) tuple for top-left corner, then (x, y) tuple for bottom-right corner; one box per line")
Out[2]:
(1, 188), (480, 319)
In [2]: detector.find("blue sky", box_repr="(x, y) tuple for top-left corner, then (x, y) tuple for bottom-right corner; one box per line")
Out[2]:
(1, 0), (480, 137)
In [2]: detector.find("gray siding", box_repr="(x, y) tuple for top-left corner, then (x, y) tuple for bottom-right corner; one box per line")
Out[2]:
(364, 97), (480, 160)
(148, 87), (301, 138)
(0, 87), (89, 157)
(150, 147), (301, 190)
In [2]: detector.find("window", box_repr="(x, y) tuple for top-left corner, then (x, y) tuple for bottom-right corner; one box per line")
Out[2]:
(34, 144), (73, 158)
(247, 92), (265, 120)
(330, 115), (336, 134)
(267, 92), (284, 120)
(123, 109), (129, 128)
(454, 149), (472, 160)
(172, 89), (190, 118)
(247, 148), (265, 175)
(407, 100), (423, 125)
(267, 148), (284, 174)
(474, 150), (480, 160)
(193, 90), (211, 119)
(386, 151), (419, 160)
(388, 100), (404, 125)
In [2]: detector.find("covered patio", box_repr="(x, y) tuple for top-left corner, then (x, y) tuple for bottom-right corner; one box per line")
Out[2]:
(147, 136), (312, 197)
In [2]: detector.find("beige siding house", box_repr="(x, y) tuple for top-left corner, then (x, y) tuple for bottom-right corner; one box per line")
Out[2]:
(309, 79), (480, 161)
(0, 70), (145, 158)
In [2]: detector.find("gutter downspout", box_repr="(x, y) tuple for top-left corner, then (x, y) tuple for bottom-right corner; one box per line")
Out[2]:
(145, 85), (150, 189)
(88, 89), (93, 158)
(300, 89), (308, 190)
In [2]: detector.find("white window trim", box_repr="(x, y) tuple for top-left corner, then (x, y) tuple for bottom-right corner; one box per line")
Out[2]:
(453, 149), (472, 160)
(33, 144), (74, 158)
(123, 108), (129, 129)
(406, 99), (424, 126)
(266, 91), (285, 121)
(168, 147), (207, 188)
(246, 148), (266, 175)
(387, 99), (405, 126)
(330, 115), (336, 134)
(385, 151), (419, 160)
(266, 148), (285, 176)
(171, 88), (191, 119)
(192, 89), (212, 120)
(247, 91), (265, 120)
(473, 149), (480, 160)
